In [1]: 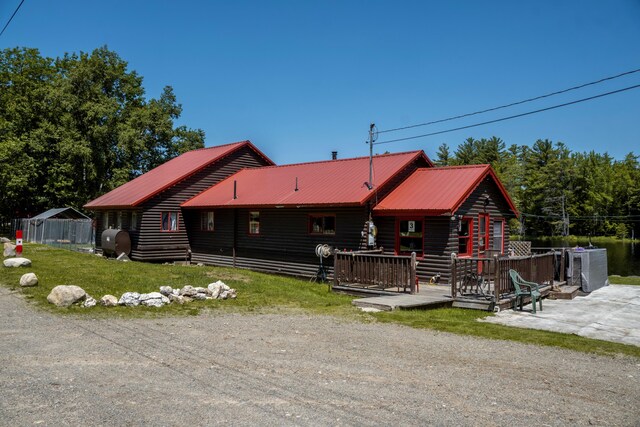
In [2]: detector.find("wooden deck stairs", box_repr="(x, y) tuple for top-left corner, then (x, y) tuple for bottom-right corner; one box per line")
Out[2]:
(548, 281), (580, 300)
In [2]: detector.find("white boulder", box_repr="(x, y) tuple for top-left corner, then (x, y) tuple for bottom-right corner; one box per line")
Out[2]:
(219, 289), (237, 300)
(47, 285), (87, 307)
(180, 285), (197, 297)
(168, 294), (185, 304)
(119, 292), (141, 307)
(207, 280), (230, 299)
(159, 286), (173, 296)
(82, 295), (97, 308)
(19, 272), (38, 287)
(100, 295), (119, 307)
(140, 292), (169, 307)
(3, 257), (31, 268)
(4, 242), (16, 257)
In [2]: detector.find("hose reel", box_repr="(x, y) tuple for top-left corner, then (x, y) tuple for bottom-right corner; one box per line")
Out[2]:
(314, 244), (333, 282)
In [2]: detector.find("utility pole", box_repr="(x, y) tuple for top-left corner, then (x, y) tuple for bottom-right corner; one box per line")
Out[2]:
(368, 123), (375, 189)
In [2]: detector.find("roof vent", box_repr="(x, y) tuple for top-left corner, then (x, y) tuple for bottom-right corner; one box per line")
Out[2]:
(331, 151), (338, 160)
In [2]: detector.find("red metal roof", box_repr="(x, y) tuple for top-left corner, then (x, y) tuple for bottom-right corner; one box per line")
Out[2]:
(373, 165), (518, 216)
(85, 141), (273, 209)
(182, 151), (430, 208)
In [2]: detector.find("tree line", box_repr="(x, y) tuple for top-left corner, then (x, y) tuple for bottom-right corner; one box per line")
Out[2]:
(2, 46), (637, 238)
(435, 137), (640, 238)
(0, 46), (204, 221)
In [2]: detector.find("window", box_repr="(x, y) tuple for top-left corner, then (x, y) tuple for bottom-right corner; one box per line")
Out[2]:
(477, 213), (489, 256)
(249, 211), (260, 235)
(309, 215), (336, 235)
(161, 212), (179, 232)
(201, 211), (214, 231)
(398, 219), (423, 255)
(103, 212), (110, 230)
(492, 219), (504, 253)
(458, 218), (473, 256)
(116, 212), (123, 229)
(131, 212), (137, 230)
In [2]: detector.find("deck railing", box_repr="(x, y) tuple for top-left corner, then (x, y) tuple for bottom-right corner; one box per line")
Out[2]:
(333, 249), (417, 294)
(451, 252), (555, 300)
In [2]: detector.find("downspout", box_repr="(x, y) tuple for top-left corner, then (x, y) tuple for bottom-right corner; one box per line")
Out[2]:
(232, 208), (237, 268)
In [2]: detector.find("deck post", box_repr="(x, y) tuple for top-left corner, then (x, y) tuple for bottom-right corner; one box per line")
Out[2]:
(332, 250), (338, 292)
(410, 252), (417, 294)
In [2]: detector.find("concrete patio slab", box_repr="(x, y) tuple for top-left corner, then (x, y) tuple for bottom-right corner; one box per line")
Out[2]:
(481, 284), (640, 346)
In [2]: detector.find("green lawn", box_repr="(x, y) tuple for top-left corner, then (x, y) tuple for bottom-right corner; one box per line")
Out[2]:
(2, 244), (639, 358)
(0, 244), (356, 318)
(609, 275), (640, 286)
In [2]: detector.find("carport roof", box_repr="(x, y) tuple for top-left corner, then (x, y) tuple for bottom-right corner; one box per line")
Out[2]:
(32, 207), (89, 220)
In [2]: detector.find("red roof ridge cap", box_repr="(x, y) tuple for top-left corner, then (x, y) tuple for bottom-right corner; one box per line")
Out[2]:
(429, 164), (491, 170)
(189, 140), (250, 152)
(249, 150), (424, 171)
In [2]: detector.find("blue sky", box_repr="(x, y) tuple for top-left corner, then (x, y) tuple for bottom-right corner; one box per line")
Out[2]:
(2, 0), (639, 164)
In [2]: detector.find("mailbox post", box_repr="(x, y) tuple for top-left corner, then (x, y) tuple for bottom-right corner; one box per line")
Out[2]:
(16, 230), (23, 256)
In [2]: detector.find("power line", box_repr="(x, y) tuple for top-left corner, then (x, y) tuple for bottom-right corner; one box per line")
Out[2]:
(0, 0), (25, 38)
(378, 67), (640, 134)
(521, 212), (640, 220)
(373, 83), (640, 146)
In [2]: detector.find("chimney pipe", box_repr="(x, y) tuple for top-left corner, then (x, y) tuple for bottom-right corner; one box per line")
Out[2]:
(233, 180), (237, 199)
(331, 151), (338, 160)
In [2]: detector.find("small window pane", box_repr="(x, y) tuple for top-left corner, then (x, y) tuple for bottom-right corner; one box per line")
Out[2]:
(131, 212), (137, 230)
(309, 215), (336, 235)
(162, 212), (178, 231)
(249, 211), (260, 234)
(398, 219), (423, 255)
(492, 220), (504, 251)
(201, 212), (214, 231)
(323, 216), (335, 234)
(458, 218), (472, 255)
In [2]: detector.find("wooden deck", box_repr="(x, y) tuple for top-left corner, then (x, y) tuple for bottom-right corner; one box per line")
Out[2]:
(351, 285), (452, 311)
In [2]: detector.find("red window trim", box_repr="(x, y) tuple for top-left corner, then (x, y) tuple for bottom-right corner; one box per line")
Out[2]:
(457, 217), (474, 257)
(395, 217), (424, 256)
(477, 213), (490, 257)
(308, 213), (337, 236)
(160, 211), (180, 232)
(492, 218), (505, 254)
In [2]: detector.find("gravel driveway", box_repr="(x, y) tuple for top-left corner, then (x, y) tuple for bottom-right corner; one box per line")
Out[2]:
(1, 286), (638, 426)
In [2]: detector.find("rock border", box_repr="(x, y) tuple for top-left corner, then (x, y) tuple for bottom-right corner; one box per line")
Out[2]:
(46, 281), (237, 308)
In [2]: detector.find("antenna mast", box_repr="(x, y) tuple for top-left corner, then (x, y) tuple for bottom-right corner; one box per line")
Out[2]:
(368, 123), (375, 189)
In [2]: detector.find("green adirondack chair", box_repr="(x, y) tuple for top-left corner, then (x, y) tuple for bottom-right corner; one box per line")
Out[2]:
(508, 269), (543, 314)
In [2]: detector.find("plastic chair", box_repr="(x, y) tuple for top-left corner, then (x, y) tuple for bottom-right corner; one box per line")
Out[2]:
(508, 269), (542, 314)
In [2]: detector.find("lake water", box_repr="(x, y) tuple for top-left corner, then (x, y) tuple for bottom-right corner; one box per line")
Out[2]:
(528, 238), (640, 277)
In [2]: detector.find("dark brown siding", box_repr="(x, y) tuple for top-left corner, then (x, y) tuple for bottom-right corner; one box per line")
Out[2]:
(94, 209), (142, 251)
(94, 146), (270, 261)
(455, 175), (513, 256)
(187, 206), (369, 276)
